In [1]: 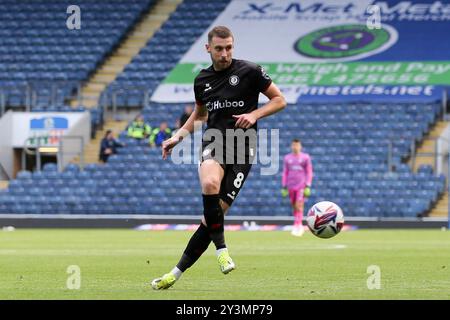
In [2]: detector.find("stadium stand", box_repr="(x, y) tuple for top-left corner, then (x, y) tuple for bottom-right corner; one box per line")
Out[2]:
(104, 0), (230, 108)
(0, 0), (155, 111)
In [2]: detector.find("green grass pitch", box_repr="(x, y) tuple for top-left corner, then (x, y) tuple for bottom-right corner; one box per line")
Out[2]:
(1, 228), (450, 300)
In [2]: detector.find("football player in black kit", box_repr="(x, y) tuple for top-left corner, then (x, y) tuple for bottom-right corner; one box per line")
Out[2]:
(152, 26), (286, 290)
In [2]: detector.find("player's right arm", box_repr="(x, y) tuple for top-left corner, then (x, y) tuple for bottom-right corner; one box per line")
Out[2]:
(176, 101), (207, 138)
(303, 154), (313, 197)
(162, 102), (207, 160)
(281, 155), (289, 197)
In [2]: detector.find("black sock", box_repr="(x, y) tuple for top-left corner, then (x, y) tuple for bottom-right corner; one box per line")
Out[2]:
(176, 223), (211, 272)
(202, 194), (226, 250)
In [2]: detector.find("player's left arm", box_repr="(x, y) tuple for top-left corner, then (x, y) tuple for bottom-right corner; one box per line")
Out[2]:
(306, 154), (313, 187)
(233, 83), (286, 129)
(253, 83), (286, 120)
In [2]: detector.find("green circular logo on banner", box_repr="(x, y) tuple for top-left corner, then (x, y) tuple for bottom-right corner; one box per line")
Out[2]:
(294, 24), (394, 60)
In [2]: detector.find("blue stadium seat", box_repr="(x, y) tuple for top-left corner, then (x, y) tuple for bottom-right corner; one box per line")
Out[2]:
(1, 0), (443, 219)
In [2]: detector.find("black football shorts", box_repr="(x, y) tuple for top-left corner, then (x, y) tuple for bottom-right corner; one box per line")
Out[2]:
(200, 138), (256, 206)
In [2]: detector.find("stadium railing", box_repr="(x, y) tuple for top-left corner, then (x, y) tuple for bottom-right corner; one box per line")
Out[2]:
(0, 80), (82, 112)
(100, 85), (153, 120)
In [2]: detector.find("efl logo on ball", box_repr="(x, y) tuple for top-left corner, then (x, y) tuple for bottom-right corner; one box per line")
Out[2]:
(306, 201), (344, 239)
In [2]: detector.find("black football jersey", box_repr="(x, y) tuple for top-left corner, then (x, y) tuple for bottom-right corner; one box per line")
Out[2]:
(194, 59), (272, 134)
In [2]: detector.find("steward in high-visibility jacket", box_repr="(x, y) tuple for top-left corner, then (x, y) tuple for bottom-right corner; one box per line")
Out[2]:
(127, 115), (151, 139)
(149, 122), (172, 147)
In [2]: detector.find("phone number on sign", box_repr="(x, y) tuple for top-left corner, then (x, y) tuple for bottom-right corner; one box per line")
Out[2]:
(328, 73), (430, 84)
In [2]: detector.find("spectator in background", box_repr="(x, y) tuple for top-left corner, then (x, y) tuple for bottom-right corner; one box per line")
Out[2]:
(149, 121), (172, 147)
(179, 105), (194, 128)
(127, 115), (151, 139)
(99, 130), (124, 163)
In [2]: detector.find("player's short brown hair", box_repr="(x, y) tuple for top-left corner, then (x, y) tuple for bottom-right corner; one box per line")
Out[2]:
(208, 26), (234, 43)
(292, 139), (301, 143)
